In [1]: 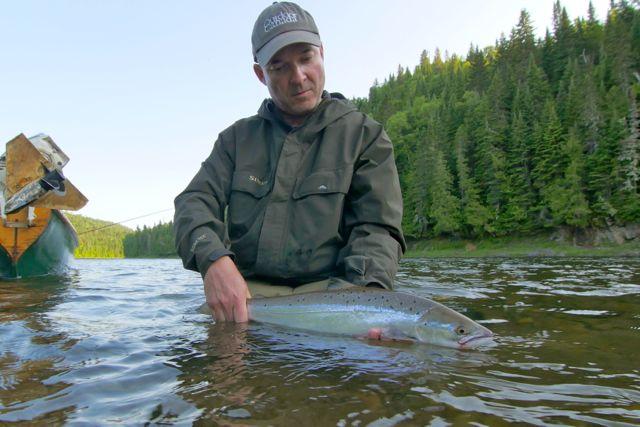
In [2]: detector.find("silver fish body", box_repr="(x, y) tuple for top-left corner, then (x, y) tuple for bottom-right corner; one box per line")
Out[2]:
(247, 288), (493, 349)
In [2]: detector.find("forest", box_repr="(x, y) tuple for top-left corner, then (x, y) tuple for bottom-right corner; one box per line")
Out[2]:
(122, 222), (176, 258)
(67, 215), (175, 258)
(356, 1), (639, 238)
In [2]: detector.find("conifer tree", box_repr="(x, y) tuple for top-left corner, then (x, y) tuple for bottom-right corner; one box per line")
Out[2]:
(542, 128), (591, 227)
(533, 101), (566, 194)
(454, 126), (493, 235)
(424, 139), (461, 235)
(504, 110), (535, 231)
(467, 45), (488, 93)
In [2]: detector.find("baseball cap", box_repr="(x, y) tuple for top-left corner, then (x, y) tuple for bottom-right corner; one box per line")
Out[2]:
(251, 2), (321, 66)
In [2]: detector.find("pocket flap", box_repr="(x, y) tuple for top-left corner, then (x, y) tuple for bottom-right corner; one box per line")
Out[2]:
(231, 171), (270, 198)
(293, 167), (352, 199)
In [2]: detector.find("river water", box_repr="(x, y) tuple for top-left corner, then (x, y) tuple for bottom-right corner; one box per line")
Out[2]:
(0, 258), (639, 425)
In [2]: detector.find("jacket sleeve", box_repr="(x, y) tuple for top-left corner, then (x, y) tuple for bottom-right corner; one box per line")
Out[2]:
(173, 133), (235, 277)
(338, 122), (406, 289)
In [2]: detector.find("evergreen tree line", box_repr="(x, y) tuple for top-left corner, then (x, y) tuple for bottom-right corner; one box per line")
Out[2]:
(66, 213), (132, 258)
(356, 1), (640, 238)
(122, 221), (176, 258)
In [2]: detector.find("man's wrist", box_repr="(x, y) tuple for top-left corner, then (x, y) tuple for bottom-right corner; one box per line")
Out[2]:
(200, 249), (235, 278)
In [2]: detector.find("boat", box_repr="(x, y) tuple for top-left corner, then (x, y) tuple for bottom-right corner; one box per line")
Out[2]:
(0, 133), (87, 278)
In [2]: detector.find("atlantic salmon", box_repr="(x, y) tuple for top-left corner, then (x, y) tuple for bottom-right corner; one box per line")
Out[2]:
(246, 288), (493, 349)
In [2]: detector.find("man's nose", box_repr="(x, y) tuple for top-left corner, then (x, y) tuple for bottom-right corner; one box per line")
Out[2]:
(290, 64), (306, 84)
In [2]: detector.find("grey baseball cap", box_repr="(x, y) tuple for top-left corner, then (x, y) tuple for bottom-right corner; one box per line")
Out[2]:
(251, 2), (321, 66)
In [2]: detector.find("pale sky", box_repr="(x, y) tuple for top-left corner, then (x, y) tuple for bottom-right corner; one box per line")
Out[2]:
(0, 1), (609, 229)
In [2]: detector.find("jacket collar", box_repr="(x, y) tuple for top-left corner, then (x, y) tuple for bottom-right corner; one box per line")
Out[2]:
(258, 91), (357, 134)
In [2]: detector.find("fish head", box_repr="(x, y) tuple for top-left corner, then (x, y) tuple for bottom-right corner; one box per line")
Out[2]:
(414, 305), (494, 349)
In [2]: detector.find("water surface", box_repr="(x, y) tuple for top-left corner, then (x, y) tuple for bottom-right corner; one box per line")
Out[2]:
(1, 258), (639, 425)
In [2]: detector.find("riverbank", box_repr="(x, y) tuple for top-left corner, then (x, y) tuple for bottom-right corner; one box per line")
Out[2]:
(73, 234), (640, 259)
(405, 234), (640, 258)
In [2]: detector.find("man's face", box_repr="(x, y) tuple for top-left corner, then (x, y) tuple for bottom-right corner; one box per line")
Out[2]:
(254, 43), (325, 123)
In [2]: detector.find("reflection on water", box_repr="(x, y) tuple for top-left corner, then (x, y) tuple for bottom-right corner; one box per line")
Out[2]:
(0, 274), (79, 425)
(1, 258), (639, 424)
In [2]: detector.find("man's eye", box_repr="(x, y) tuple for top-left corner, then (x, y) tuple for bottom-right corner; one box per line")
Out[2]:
(268, 64), (285, 73)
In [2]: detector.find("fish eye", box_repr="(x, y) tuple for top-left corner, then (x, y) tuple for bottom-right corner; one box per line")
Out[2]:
(455, 326), (467, 335)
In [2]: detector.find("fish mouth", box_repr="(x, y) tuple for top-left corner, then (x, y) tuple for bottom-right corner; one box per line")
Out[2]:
(458, 333), (495, 349)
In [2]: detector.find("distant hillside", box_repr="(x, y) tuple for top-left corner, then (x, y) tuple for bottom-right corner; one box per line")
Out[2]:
(123, 221), (176, 258)
(65, 213), (133, 258)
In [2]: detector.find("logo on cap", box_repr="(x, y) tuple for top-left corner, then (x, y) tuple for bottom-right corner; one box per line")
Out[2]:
(264, 11), (298, 32)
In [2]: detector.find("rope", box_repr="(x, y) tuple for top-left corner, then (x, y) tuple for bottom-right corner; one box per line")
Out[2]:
(78, 208), (174, 235)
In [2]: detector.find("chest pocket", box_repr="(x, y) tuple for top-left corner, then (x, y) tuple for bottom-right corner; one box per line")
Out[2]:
(231, 171), (271, 198)
(228, 171), (271, 237)
(292, 166), (353, 199)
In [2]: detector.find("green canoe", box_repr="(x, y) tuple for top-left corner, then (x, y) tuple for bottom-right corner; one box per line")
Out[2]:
(0, 209), (78, 279)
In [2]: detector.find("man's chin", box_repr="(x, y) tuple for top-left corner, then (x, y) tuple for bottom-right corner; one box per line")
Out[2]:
(290, 99), (320, 115)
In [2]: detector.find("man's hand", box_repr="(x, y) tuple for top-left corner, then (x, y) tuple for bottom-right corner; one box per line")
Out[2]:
(203, 256), (251, 322)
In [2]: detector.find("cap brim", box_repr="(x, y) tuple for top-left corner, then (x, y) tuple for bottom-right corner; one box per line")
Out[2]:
(255, 30), (321, 66)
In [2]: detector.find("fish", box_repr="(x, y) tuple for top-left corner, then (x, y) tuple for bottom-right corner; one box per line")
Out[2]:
(245, 287), (494, 349)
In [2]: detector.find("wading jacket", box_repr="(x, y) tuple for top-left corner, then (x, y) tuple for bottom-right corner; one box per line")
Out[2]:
(173, 92), (405, 288)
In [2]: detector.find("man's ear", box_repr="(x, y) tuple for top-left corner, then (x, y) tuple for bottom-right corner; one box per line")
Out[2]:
(320, 44), (324, 59)
(253, 63), (266, 85)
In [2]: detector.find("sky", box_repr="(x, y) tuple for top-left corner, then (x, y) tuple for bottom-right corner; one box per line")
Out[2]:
(0, 0), (609, 229)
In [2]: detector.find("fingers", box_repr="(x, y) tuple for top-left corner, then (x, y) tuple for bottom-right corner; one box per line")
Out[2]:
(234, 296), (249, 323)
(214, 301), (247, 323)
(207, 292), (226, 322)
(203, 256), (250, 323)
(210, 294), (245, 323)
(211, 303), (226, 323)
(217, 287), (245, 322)
(211, 288), (234, 322)
(207, 283), (247, 323)
(221, 298), (235, 322)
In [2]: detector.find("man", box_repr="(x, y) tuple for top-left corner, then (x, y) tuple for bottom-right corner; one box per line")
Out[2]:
(174, 2), (405, 322)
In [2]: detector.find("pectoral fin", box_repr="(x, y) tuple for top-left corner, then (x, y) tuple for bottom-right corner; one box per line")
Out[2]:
(361, 327), (415, 343)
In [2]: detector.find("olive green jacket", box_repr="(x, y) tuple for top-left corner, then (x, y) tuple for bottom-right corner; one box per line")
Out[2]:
(173, 92), (405, 288)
